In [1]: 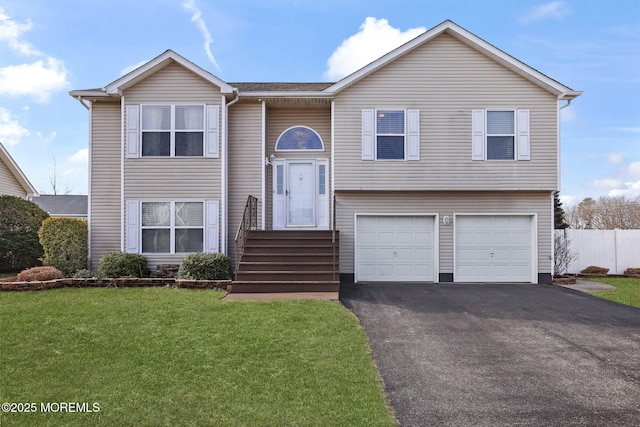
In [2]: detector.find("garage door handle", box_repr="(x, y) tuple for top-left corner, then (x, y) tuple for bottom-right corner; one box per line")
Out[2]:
(394, 251), (397, 257)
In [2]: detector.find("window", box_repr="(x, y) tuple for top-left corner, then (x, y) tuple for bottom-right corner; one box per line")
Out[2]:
(141, 105), (204, 157)
(486, 111), (514, 160)
(318, 164), (326, 195)
(276, 126), (324, 151)
(376, 110), (405, 159)
(471, 109), (530, 161)
(362, 109), (419, 161)
(141, 202), (204, 253)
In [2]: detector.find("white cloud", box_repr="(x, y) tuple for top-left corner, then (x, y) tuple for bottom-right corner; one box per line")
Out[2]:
(120, 60), (149, 77)
(0, 7), (40, 56)
(0, 107), (29, 146)
(559, 194), (579, 208)
(628, 161), (640, 178)
(590, 178), (623, 189)
(608, 180), (640, 198)
(182, 0), (223, 75)
(614, 127), (640, 133)
(324, 17), (425, 81)
(70, 148), (88, 163)
(606, 153), (624, 165)
(520, 1), (572, 24)
(0, 58), (69, 102)
(36, 131), (57, 144)
(0, 9), (70, 103)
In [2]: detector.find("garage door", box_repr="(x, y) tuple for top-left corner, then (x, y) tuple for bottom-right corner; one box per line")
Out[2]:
(455, 215), (534, 282)
(356, 216), (436, 282)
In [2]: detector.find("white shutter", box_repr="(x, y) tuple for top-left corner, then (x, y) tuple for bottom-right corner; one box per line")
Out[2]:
(206, 105), (220, 158)
(126, 105), (140, 158)
(205, 200), (219, 252)
(407, 109), (420, 161)
(471, 109), (485, 161)
(517, 109), (531, 161)
(362, 109), (375, 160)
(125, 200), (140, 253)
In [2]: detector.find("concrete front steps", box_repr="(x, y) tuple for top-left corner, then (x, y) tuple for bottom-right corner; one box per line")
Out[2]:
(231, 230), (339, 293)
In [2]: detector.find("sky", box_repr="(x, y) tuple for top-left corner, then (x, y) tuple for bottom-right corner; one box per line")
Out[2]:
(0, 0), (638, 207)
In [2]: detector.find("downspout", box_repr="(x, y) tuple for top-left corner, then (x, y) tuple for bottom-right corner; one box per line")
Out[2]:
(554, 92), (572, 280)
(73, 95), (90, 110)
(222, 88), (240, 254)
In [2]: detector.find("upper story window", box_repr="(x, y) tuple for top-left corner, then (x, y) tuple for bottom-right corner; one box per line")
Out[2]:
(376, 110), (405, 159)
(126, 104), (219, 159)
(362, 109), (420, 161)
(142, 105), (204, 156)
(276, 126), (324, 151)
(472, 109), (530, 161)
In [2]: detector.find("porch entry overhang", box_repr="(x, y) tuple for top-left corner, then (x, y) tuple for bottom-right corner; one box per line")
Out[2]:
(272, 159), (329, 230)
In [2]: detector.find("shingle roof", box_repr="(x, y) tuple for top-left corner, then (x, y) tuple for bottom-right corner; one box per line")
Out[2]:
(229, 82), (334, 92)
(32, 195), (88, 217)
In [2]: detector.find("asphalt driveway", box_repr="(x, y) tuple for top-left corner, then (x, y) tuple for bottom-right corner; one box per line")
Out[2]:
(340, 282), (640, 426)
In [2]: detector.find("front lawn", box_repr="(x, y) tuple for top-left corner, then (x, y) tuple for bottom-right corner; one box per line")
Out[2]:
(0, 288), (395, 426)
(588, 277), (640, 309)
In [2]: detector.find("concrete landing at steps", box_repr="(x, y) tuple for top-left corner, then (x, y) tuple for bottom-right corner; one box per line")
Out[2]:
(222, 292), (339, 301)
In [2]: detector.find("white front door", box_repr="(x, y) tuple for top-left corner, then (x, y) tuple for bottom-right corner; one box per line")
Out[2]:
(287, 161), (315, 226)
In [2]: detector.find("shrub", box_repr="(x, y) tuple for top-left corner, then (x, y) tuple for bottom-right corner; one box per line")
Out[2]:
(98, 252), (149, 278)
(0, 196), (49, 272)
(17, 266), (64, 282)
(179, 253), (233, 280)
(581, 266), (609, 275)
(38, 217), (88, 276)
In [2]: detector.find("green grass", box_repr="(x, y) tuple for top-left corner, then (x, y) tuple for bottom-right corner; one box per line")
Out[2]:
(0, 288), (395, 426)
(588, 277), (640, 309)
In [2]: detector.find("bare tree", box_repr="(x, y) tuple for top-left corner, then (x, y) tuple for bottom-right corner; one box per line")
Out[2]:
(565, 195), (640, 229)
(554, 230), (577, 276)
(47, 157), (73, 195)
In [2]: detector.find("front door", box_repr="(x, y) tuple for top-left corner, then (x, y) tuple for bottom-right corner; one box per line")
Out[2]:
(273, 159), (329, 230)
(287, 161), (315, 226)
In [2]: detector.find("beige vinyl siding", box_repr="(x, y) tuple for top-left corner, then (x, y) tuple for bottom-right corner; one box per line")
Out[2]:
(266, 108), (332, 227)
(0, 161), (26, 197)
(89, 102), (122, 268)
(227, 102), (264, 265)
(335, 190), (553, 278)
(123, 61), (224, 267)
(333, 33), (558, 191)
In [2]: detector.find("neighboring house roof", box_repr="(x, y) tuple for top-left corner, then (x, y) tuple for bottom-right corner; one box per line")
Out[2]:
(326, 20), (581, 100)
(32, 195), (88, 218)
(0, 142), (38, 198)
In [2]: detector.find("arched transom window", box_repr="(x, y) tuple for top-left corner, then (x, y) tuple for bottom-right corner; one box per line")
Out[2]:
(275, 126), (324, 151)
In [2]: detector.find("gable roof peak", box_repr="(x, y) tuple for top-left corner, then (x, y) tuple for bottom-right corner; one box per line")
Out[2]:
(104, 49), (235, 95)
(326, 19), (581, 100)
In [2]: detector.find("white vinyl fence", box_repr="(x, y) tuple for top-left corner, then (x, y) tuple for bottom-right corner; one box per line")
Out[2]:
(555, 229), (640, 275)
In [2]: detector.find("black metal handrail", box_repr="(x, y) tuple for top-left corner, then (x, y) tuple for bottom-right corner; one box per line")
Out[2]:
(235, 195), (258, 271)
(332, 194), (338, 282)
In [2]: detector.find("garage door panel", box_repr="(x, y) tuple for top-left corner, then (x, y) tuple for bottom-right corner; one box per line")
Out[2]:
(455, 215), (533, 283)
(356, 216), (435, 282)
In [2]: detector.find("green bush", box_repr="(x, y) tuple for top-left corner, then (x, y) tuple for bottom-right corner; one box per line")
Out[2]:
(179, 253), (233, 280)
(16, 266), (64, 282)
(0, 196), (49, 272)
(38, 217), (88, 276)
(98, 252), (149, 278)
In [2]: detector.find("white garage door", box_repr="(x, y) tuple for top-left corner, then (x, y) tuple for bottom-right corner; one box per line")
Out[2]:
(356, 216), (436, 282)
(455, 215), (534, 283)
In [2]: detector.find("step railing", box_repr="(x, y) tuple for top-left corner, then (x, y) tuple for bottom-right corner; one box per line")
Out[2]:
(235, 195), (258, 271)
(332, 195), (338, 282)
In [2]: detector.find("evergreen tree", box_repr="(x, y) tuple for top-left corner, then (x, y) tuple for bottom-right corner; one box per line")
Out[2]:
(554, 191), (569, 229)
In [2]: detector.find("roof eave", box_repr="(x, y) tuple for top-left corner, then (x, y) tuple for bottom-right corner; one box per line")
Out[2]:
(239, 91), (334, 99)
(0, 143), (38, 197)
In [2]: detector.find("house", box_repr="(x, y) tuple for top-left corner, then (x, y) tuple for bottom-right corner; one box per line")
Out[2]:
(0, 142), (38, 199)
(70, 20), (580, 288)
(32, 195), (88, 220)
